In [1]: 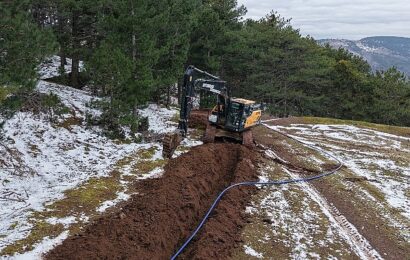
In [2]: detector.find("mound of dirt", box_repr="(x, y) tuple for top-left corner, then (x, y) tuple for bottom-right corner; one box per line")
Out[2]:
(189, 109), (210, 129)
(46, 143), (259, 260)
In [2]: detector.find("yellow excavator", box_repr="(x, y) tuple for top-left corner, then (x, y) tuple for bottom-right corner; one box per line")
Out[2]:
(162, 66), (262, 158)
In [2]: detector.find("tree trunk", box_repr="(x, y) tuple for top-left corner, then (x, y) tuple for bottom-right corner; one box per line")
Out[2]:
(166, 84), (171, 108)
(131, 5), (136, 62)
(59, 51), (66, 73)
(110, 88), (114, 122)
(177, 81), (181, 105)
(71, 57), (80, 88)
(57, 12), (67, 74)
(284, 81), (288, 117)
(70, 11), (80, 88)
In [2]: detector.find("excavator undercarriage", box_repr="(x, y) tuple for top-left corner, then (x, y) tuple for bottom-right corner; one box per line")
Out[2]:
(203, 123), (254, 146)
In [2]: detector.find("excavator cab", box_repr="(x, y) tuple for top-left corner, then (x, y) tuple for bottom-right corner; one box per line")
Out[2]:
(234, 99), (262, 130)
(203, 97), (261, 146)
(210, 98), (262, 132)
(225, 101), (244, 131)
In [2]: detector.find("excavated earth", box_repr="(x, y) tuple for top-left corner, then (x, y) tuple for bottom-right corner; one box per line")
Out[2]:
(45, 143), (260, 260)
(188, 109), (210, 130)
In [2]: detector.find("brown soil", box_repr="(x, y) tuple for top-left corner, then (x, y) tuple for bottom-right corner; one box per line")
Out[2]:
(189, 109), (210, 129)
(45, 143), (259, 260)
(180, 149), (259, 260)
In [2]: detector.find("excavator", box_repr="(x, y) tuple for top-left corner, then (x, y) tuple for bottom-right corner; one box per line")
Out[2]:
(162, 65), (262, 158)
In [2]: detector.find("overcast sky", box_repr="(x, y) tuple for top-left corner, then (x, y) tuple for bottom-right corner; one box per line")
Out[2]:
(237, 0), (410, 40)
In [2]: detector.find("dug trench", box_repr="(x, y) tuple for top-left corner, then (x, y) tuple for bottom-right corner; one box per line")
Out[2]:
(45, 143), (260, 260)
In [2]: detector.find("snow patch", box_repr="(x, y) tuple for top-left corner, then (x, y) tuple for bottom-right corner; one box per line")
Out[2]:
(38, 55), (84, 80)
(13, 231), (69, 260)
(138, 104), (177, 134)
(97, 192), (131, 213)
(244, 245), (263, 259)
(265, 123), (410, 232)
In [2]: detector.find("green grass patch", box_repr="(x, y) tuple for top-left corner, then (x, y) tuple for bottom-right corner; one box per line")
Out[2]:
(113, 138), (134, 145)
(47, 172), (122, 217)
(133, 159), (165, 174)
(170, 112), (180, 123)
(8, 222), (18, 230)
(176, 145), (191, 153)
(137, 147), (158, 160)
(1, 221), (64, 255)
(405, 189), (410, 199)
(189, 129), (205, 140)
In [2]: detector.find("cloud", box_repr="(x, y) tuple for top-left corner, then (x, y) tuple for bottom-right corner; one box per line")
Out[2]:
(237, 0), (410, 40)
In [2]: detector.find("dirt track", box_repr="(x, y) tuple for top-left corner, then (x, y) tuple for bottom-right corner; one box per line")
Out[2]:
(45, 143), (259, 260)
(252, 123), (409, 260)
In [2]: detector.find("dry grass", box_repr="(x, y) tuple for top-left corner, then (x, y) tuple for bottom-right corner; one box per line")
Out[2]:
(300, 117), (410, 137)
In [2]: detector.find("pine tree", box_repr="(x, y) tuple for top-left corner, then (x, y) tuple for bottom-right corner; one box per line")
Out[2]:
(372, 68), (410, 125)
(153, 0), (200, 106)
(0, 1), (56, 94)
(188, 0), (246, 72)
(88, 42), (133, 122)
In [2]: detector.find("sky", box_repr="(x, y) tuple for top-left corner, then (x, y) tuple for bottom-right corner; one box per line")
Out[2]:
(237, 0), (410, 40)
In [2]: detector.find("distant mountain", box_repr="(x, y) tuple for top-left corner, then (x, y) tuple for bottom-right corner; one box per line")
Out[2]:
(318, 36), (410, 76)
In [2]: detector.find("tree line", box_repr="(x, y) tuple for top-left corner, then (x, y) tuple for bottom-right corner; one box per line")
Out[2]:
(1, 0), (409, 127)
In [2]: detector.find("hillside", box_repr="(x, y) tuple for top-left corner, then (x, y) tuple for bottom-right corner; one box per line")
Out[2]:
(1, 59), (409, 259)
(0, 58), (202, 258)
(319, 36), (410, 76)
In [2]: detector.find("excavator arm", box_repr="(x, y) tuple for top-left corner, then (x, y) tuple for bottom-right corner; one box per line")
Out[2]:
(162, 66), (227, 158)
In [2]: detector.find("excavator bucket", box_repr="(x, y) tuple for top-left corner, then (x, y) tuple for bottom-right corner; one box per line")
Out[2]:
(203, 123), (216, 143)
(162, 132), (182, 158)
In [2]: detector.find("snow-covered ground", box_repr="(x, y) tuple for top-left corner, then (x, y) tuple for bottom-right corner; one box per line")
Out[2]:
(36, 81), (101, 118)
(0, 57), (200, 258)
(241, 163), (359, 259)
(38, 56), (84, 80)
(266, 124), (410, 221)
(138, 104), (178, 134)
